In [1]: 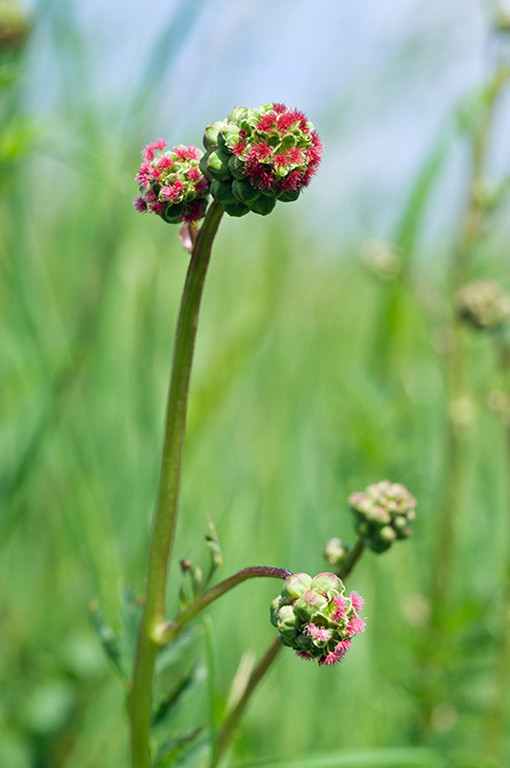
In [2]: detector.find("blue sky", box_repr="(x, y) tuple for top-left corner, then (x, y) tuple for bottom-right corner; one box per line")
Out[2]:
(25, 0), (510, 243)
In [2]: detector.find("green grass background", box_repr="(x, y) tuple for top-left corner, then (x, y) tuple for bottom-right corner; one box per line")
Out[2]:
(2, 1), (510, 767)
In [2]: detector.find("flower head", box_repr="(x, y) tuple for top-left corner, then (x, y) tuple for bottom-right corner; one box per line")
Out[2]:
(456, 279), (510, 331)
(134, 142), (210, 225)
(349, 481), (416, 553)
(201, 103), (322, 217)
(270, 572), (366, 666)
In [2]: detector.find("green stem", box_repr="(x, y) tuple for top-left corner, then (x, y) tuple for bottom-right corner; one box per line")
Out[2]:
(337, 538), (365, 580)
(159, 567), (292, 645)
(215, 637), (283, 766)
(214, 551), (367, 766)
(129, 201), (224, 768)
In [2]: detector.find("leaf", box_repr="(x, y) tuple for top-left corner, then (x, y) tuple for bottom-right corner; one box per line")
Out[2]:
(89, 601), (127, 681)
(152, 668), (198, 727)
(155, 626), (197, 676)
(204, 516), (223, 586)
(232, 747), (447, 768)
(153, 729), (208, 768)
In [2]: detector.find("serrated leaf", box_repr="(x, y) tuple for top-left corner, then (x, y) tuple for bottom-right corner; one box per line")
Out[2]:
(153, 729), (208, 768)
(155, 627), (196, 676)
(152, 668), (197, 726)
(89, 601), (127, 680)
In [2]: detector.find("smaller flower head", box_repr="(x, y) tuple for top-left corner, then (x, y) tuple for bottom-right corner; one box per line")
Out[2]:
(134, 142), (210, 225)
(349, 481), (416, 553)
(456, 279), (510, 332)
(270, 571), (366, 666)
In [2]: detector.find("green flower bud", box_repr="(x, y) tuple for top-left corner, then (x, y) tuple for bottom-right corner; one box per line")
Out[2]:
(280, 572), (312, 603)
(277, 605), (299, 640)
(232, 179), (261, 205)
(248, 195), (276, 216)
(324, 538), (350, 567)
(206, 149), (231, 181)
(210, 179), (237, 205)
(203, 121), (226, 151)
(311, 572), (344, 596)
(293, 590), (328, 622)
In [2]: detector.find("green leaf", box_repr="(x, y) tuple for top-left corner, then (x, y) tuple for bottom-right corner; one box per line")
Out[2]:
(232, 747), (447, 768)
(89, 600), (127, 681)
(153, 729), (208, 768)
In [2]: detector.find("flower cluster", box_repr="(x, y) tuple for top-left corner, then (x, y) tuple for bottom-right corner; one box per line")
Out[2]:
(200, 102), (322, 217)
(133, 141), (209, 224)
(349, 481), (416, 553)
(456, 279), (510, 331)
(270, 572), (366, 666)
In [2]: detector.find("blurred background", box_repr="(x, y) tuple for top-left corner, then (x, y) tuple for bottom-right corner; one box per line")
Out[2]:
(3, 0), (510, 766)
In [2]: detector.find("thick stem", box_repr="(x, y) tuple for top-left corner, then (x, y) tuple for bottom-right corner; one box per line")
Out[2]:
(214, 553), (367, 766)
(129, 201), (224, 768)
(159, 567), (292, 645)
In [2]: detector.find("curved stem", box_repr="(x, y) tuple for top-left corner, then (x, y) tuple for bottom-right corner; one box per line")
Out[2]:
(130, 201), (224, 768)
(159, 567), (292, 645)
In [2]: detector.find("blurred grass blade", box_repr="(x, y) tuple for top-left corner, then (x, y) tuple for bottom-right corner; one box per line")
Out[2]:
(233, 747), (447, 768)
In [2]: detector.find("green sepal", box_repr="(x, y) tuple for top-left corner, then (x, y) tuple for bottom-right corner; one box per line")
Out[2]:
(248, 195), (276, 216)
(276, 188), (300, 203)
(206, 149), (231, 181)
(280, 572), (312, 603)
(199, 152), (213, 181)
(162, 202), (185, 224)
(228, 155), (246, 180)
(227, 106), (246, 124)
(232, 178), (260, 205)
(217, 124), (241, 152)
(210, 179), (236, 205)
(223, 201), (249, 217)
(203, 121), (225, 151)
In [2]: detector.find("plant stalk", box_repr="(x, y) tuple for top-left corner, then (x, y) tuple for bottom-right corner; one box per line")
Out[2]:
(129, 201), (224, 768)
(159, 567), (292, 645)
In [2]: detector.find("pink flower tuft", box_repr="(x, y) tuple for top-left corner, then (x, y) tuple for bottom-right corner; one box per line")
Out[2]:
(257, 113), (277, 133)
(232, 139), (246, 156)
(334, 638), (352, 656)
(350, 591), (365, 613)
(187, 167), (201, 182)
(251, 142), (273, 161)
(272, 102), (287, 114)
(295, 651), (312, 661)
(305, 623), (333, 643)
(174, 144), (201, 161)
(347, 616), (366, 637)
(157, 155), (174, 171)
(150, 200), (164, 215)
(160, 179), (184, 202)
(182, 200), (207, 223)
(273, 151), (291, 169)
(142, 139), (167, 161)
(132, 196), (147, 213)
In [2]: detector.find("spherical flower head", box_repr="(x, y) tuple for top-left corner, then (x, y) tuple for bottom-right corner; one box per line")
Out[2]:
(270, 572), (366, 666)
(133, 141), (210, 225)
(348, 481), (416, 553)
(456, 279), (510, 331)
(200, 102), (322, 218)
